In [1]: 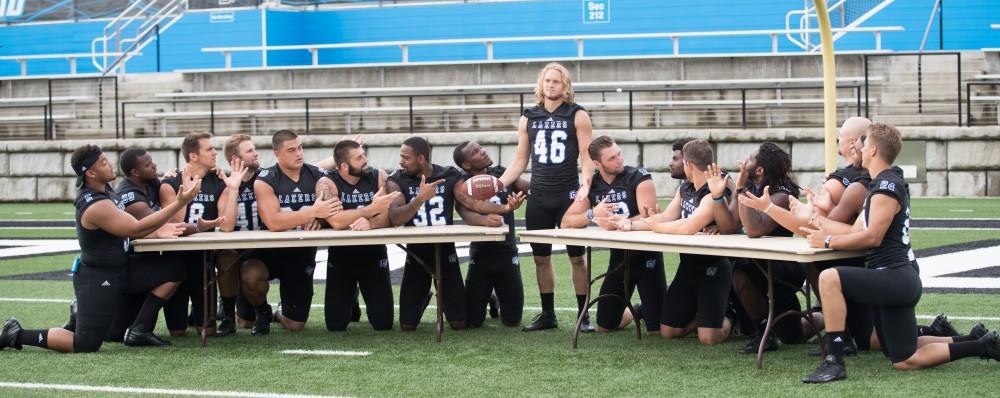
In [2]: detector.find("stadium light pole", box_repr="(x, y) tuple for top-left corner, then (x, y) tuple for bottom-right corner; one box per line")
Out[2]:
(813, 0), (837, 174)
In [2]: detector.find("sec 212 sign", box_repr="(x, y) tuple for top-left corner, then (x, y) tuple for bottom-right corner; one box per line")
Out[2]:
(583, 0), (610, 24)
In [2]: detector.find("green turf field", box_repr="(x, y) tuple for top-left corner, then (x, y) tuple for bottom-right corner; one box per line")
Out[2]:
(1, 199), (999, 396)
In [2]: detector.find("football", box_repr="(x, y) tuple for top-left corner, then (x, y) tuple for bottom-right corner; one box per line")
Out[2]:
(463, 174), (505, 201)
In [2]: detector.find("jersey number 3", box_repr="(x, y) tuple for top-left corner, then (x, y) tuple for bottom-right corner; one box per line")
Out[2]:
(534, 130), (567, 164)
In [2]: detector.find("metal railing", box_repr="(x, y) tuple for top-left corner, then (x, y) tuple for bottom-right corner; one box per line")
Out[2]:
(786, 0), (896, 52)
(91, 0), (188, 75)
(118, 84), (863, 138)
(201, 26), (903, 69)
(0, 53), (127, 77)
(862, 51), (963, 126)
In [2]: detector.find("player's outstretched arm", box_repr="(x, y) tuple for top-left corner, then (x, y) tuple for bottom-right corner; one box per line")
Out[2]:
(740, 189), (810, 238)
(457, 204), (504, 227)
(737, 187), (790, 238)
(574, 111), (595, 200)
(498, 116), (530, 187)
(652, 194), (715, 235)
(825, 182), (867, 224)
(801, 194), (898, 249)
(560, 195), (594, 229)
(85, 178), (202, 239)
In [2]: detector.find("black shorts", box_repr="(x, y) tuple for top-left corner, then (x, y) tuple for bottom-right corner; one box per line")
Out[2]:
(399, 243), (466, 327)
(465, 246), (524, 327)
(325, 245), (393, 331)
(250, 247), (317, 323)
(837, 261), (922, 363)
(732, 258), (806, 343)
(75, 255), (185, 352)
(525, 186), (585, 257)
(596, 250), (667, 332)
(661, 254), (733, 329)
(814, 257), (875, 349)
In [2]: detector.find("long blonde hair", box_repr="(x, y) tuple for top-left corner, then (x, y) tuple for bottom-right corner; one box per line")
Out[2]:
(534, 62), (575, 105)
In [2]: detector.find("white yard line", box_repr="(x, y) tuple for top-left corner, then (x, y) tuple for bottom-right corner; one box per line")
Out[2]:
(0, 382), (349, 398)
(281, 350), (370, 356)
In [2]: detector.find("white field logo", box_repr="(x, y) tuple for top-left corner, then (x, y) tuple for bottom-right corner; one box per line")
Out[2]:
(0, 0), (25, 17)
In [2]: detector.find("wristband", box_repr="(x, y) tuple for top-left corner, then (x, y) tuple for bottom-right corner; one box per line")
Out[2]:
(712, 195), (725, 202)
(824, 235), (832, 249)
(586, 208), (594, 221)
(763, 203), (774, 214)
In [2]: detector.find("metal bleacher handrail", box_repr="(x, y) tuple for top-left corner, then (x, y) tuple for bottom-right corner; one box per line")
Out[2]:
(122, 83), (865, 137)
(153, 77), (882, 100)
(0, 53), (130, 76)
(201, 26), (904, 69)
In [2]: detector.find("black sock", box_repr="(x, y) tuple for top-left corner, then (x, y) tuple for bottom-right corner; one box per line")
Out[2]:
(952, 334), (978, 343)
(255, 303), (271, 315)
(221, 296), (237, 319)
(949, 341), (986, 360)
(540, 293), (554, 315)
(826, 331), (847, 363)
(576, 295), (587, 317)
(17, 329), (49, 349)
(131, 293), (167, 331)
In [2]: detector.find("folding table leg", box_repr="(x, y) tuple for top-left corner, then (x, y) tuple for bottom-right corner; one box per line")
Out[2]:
(756, 259), (775, 369)
(573, 249), (639, 349)
(435, 244), (444, 343)
(201, 250), (210, 348)
(572, 247), (593, 349)
(394, 243), (442, 342)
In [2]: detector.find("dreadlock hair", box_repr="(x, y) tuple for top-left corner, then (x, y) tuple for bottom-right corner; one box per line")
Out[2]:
(754, 142), (800, 197)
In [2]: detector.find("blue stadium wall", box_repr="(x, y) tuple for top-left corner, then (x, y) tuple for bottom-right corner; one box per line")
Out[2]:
(1, 0), (998, 76)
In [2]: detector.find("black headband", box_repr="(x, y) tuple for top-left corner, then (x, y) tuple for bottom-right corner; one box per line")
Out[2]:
(73, 151), (102, 187)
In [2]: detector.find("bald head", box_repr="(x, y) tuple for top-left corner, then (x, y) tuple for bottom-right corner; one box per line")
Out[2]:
(836, 117), (872, 162)
(840, 117), (871, 140)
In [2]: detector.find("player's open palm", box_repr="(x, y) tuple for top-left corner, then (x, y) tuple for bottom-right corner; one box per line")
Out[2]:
(738, 186), (771, 212)
(177, 177), (203, 205)
(153, 222), (186, 239)
(504, 191), (526, 212)
(705, 163), (727, 198)
(224, 158), (247, 190)
(197, 216), (226, 231)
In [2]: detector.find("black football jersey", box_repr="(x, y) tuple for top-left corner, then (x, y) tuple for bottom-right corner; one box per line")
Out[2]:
(588, 166), (652, 219)
(163, 171), (226, 224)
(256, 163), (327, 230)
(862, 167), (915, 269)
(116, 178), (161, 212)
(75, 185), (129, 268)
(827, 165), (871, 188)
(523, 103), (585, 192)
(332, 167), (381, 210)
(389, 164), (462, 227)
(233, 169), (263, 231)
(678, 180), (731, 222)
(465, 165), (517, 251)
(746, 183), (798, 237)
